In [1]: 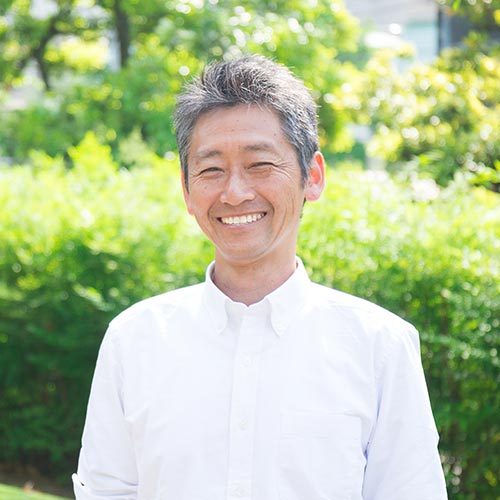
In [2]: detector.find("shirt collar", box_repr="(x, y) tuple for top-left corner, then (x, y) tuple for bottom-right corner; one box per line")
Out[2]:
(202, 257), (311, 337)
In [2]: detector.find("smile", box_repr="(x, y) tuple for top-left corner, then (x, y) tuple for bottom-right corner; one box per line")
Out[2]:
(219, 213), (266, 225)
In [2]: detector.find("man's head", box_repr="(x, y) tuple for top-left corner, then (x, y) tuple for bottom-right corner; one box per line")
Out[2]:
(174, 54), (319, 191)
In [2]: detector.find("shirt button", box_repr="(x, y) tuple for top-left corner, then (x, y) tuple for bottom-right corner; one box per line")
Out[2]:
(229, 482), (248, 497)
(242, 354), (253, 367)
(238, 418), (248, 430)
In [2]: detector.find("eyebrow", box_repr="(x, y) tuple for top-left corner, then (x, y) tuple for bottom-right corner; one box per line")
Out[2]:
(191, 149), (223, 162)
(241, 142), (278, 154)
(192, 142), (279, 162)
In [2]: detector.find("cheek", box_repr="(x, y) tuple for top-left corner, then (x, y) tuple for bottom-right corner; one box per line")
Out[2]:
(186, 184), (213, 213)
(191, 196), (219, 227)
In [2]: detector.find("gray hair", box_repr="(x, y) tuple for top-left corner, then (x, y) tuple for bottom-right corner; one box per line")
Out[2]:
(174, 54), (319, 191)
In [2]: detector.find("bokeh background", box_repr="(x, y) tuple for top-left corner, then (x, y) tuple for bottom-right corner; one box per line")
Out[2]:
(0, 0), (499, 498)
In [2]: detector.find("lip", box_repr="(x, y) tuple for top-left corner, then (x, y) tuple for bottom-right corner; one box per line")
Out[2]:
(217, 212), (267, 226)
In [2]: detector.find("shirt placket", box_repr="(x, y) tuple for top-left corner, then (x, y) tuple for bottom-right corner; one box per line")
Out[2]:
(226, 309), (266, 499)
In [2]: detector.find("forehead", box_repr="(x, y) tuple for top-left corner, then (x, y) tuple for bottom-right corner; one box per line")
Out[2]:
(188, 104), (291, 159)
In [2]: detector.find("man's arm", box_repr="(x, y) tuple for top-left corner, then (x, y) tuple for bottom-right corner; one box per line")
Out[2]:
(363, 326), (448, 500)
(73, 329), (138, 500)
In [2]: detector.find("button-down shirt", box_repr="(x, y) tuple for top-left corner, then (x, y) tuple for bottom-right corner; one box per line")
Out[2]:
(73, 258), (447, 500)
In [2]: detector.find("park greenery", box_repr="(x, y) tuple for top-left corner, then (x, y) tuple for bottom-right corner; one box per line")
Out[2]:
(0, 482), (69, 500)
(0, 0), (499, 499)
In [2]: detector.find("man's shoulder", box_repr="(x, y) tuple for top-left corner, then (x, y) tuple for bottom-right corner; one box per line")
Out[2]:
(308, 281), (416, 337)
(109, 282), (205, 331)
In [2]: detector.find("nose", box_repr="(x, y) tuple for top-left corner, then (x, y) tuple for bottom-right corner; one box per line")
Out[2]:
(220, 171), (255, 205)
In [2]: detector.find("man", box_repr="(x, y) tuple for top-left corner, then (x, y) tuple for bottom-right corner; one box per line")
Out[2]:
(73, 55), (448, 499)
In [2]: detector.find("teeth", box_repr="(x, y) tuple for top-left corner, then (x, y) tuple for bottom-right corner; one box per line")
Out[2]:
(221, 213), (264, 225)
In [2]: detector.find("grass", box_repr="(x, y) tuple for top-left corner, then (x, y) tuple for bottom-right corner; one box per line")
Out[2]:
(0, 483), (70, 500)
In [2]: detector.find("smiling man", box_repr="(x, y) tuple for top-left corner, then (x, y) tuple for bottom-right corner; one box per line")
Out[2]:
(73, 55), (448, 500)
(182, 104), (324, 305)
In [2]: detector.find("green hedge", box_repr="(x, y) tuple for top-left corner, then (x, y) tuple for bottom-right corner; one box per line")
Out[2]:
(300, 170), (500, 498)
(1, 138), (499, 499)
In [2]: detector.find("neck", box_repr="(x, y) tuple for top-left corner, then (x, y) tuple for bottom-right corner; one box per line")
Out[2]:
(212, 255), (297, 306)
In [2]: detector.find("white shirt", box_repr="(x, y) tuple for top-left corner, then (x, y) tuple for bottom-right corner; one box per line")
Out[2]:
(73, 258), (448, 500)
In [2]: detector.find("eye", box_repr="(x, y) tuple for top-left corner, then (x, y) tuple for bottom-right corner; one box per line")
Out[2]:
(249, 162), (274, 171)
(199, 166), (223, 176)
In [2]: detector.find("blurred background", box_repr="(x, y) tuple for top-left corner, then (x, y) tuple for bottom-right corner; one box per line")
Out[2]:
(0, 0), (499, 498)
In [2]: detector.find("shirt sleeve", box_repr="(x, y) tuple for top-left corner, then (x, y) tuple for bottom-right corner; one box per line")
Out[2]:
(73, 328), (138, 500)
(362, 325), (448, 500)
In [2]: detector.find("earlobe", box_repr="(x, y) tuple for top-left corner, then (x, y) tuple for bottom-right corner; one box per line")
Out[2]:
(304, 152), (326, 202)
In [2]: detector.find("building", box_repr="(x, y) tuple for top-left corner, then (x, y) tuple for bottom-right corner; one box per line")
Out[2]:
(343, 0), (471, 62)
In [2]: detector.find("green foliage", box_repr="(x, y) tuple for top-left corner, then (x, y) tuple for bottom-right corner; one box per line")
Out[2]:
(347, 41), (500, 189)
(0, 136), (208, 481)
(342, 0), (500, 190)
(0, 483), (69, 500)
(0, 0), (106, 88)
(299, 167), (500, 500)
(438, 0), (500, 30)
(0, 0), (362, 163)
(1, 143), (499, 499)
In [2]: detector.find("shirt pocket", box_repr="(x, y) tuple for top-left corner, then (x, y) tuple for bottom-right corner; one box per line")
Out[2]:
(278, 410), (363, 500)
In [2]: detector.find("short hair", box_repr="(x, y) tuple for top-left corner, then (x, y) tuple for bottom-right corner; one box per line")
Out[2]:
(174, 54), (319, 190)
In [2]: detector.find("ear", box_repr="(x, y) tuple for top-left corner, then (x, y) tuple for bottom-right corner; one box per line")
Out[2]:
(304, 151), (326, 202)
(181, 170), (194, 215)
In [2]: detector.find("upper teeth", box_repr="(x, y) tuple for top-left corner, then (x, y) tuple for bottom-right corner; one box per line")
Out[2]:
(221, 213), (264, 225)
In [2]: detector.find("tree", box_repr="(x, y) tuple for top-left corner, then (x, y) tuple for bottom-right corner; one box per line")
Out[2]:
(438, 0), (500, 30)
(0, 0), (361, 163)
(343, 0), (500, 190)
(0, 0), (109, 90)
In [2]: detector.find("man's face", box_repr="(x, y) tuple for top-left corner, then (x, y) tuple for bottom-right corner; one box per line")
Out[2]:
(183, 104), (324, 269)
